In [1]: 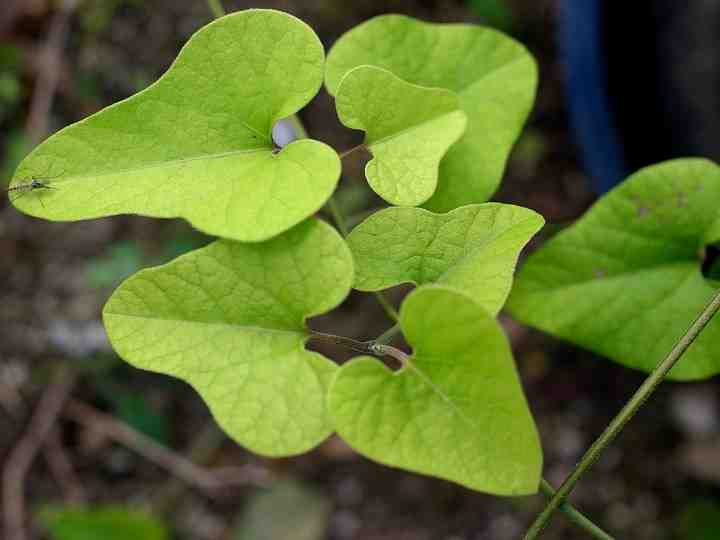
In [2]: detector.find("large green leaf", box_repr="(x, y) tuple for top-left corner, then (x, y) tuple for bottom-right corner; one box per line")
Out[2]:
(39, 506), (168, 540)
(329, 285), (542, 495)
(11, 10), (339, 242)
(103, 219), (354, 456)
(335, 65), (467, 206)
(347, 203), (543, 315)
(508, 158), (720, 380)
(325, 14), (537, 211)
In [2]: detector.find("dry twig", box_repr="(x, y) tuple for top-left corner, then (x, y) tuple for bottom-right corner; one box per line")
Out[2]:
(25, 0), (78, 145)
(43, 426), (86, 506)
(64, 400), (270, 494)
(2, 367), (75, 540)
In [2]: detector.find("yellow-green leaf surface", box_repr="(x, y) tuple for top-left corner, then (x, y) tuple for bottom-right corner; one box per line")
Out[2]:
(508, 159), (720, 380)
(347, 203), (543, 315)
(325, 14), (537, 211)
(330, 286), (542, 495)
(335, 66), (467, 206)
(103, 219), (353, 456)
(12, 10), (339, 242)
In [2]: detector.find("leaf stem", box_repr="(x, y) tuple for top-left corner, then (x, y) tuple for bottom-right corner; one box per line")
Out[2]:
(374, 291), (400, 322)
(206, 0), (225, 18)
(524, 289), (720, 539)
(539, 479), (614, 540)
(339, 144), (366, 160)
(326, 193), (399, 323)
(327, 196), (349, 237)
(308, 331), (375, 355)
(293, 115), (397, 325)
(375, 323), (401, 345)
(308, 330), (407, 364)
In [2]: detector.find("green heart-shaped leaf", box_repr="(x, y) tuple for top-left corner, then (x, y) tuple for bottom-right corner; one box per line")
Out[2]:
(11, 10), (339, 242)
(329, 285), (542, 495)
(325, 14), (537, 211)
(103, 219), (354, 456)
(335, 66), (467, 206)
(347, 203), (543, 315)
(508, 158), (720, 380)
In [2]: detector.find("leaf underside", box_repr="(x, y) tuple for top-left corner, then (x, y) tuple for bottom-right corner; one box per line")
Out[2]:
(326, 14), (537, 211)
(103, 219), (354, 456)
(12, 9), (339, 242)
(330, 285), (542, 495)
(508, 158), (720, 380)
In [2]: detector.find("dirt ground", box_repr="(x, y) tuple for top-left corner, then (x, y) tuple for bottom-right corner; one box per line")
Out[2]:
(1, 1), (719, 539)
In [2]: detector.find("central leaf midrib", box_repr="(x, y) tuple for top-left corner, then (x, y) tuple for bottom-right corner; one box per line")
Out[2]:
(47, 147), (272, 185)
(433, 215), (538, 284)
(404, 357), (479, 430)
(526, 259), (702, 294)
(455, 55), (530, 96)
(107, 311), (306, 337)
(368, 109), (462, 148)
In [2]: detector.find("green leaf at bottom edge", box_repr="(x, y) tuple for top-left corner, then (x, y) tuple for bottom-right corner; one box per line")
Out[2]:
(39, 506), (168, 540)
(329, 285), (542, 495)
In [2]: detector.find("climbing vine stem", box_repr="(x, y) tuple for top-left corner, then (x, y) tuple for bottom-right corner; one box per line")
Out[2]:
(525, 288), (720, 539)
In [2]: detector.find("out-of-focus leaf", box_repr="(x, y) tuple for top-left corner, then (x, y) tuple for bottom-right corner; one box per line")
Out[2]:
(86, 242), (144, 289)
(94, 381), (170, 445)
(234, 481), (331, 540)
(39, 506), (168, 540)
(677, 500), (720, 540)
(466, 0), (515, 32)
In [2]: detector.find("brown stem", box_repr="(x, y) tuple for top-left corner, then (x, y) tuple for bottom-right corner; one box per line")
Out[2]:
(2, 367), (75, 540)
(64, 400), (269, 494)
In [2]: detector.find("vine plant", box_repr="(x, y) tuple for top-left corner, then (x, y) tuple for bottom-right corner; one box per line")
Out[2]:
(9, 7), (720, 539)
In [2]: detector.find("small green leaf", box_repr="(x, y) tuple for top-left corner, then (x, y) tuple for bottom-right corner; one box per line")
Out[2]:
(329, 285), (542, 495)
(347, 203), (543, 314)
(12, 10), (339, 242)
(103, 219), (354, 456)
(326, 14), (537, 211)
(335, 66), (467, 206)
(39, 506), (168, 540)
(508, 158), (720, 380)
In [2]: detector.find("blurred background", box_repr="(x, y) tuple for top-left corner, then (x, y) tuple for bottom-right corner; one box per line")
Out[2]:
(1, 0), (719, 539)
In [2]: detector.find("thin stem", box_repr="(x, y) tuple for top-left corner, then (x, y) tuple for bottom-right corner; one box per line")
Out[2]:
(539, 479), (614, 540)
(371, 343), (409, 367)
(308, 330), (408, 365)
(525, 289), (720, 539)
(326, 194), (399, 323)
(375, 323), (401, 345)
(339, 144), (366, 160)
(327, 196), (349, 237)
(206, 0), (225, 18)
(288, 115), (308, 139)
(308, 331), (375, 355)
(374, 291), (399, 322)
